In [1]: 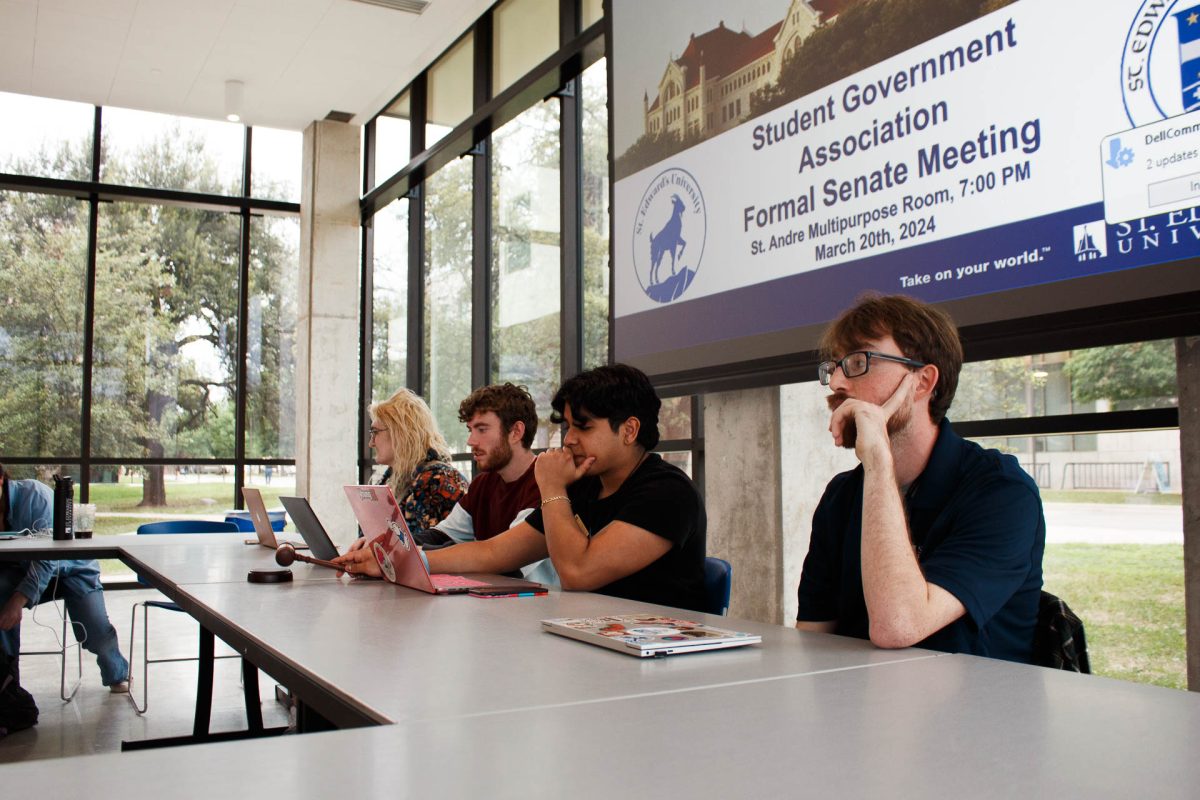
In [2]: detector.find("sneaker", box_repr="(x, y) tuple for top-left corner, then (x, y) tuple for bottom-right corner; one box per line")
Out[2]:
(108, 681), (129, 694)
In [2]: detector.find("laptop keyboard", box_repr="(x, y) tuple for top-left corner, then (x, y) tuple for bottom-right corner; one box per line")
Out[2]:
(431, 574), (489, 589)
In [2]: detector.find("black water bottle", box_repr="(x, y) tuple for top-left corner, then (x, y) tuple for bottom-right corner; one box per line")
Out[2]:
(52, 474), (74, 540)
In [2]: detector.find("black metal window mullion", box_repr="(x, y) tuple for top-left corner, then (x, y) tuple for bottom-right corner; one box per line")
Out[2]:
(471, 11), (494, 390)
(690, 396), (705, 498)
(407, 73), (428, 396)
(78, 105), (103, 503)
(360, 216), (375, 484)
(559, 75), (583, 384)
(363, 118), (377, 196)
(232, 125), (253, 510)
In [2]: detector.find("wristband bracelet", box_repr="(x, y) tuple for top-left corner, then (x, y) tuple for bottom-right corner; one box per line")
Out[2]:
(540, 495), (569, 507)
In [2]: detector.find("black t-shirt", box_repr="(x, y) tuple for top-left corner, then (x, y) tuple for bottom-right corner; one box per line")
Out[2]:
(525, 453), (707, 613)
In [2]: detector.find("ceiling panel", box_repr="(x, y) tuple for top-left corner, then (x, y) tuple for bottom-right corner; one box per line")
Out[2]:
(0, 0), (500, 131)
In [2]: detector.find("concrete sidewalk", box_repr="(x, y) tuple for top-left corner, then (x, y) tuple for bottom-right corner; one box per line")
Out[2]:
(1044, 502), (1183, 544)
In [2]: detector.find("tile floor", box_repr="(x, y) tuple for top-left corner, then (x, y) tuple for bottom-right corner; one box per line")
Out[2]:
(0, 586), (289, 763)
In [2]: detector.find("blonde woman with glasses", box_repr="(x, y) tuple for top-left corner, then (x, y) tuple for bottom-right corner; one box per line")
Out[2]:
(368, 389), (467, 532)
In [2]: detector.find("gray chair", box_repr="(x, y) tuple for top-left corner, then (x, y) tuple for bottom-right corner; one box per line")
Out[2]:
(128, 520), (240, 714)
(20, 575), (83, 702)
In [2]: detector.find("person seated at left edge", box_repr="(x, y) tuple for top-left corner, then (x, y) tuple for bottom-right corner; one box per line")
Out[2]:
(334, 364), (708, 612)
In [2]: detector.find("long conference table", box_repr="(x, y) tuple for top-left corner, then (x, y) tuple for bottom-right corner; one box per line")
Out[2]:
(2, 534), (1199, 797)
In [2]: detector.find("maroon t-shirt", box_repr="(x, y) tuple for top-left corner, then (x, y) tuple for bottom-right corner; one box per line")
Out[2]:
(458, 461), (541, 540)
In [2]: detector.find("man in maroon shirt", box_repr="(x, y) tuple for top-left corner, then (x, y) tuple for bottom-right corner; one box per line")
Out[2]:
(413, 383), (542, 547)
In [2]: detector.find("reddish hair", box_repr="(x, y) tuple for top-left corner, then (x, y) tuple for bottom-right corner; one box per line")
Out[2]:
(820, 293), (963, 424)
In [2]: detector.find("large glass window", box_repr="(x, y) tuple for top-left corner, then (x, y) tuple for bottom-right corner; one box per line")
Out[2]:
(956, 342), (1179, 422)
(251, 127), (302, 203)
(92, 202), (241, 504)
(493, 0), (559, 96)
(967, 430), (1184, 689)
(582, 0), (604, 29)
(372, 199), (410, 401)
(581, 59), (610, 369)
(491, 100), (561, 443)
(0, 191), (88, 456)
(247, 215), (299, 459)
(3, 94), (300, 571)
(375, 92), (412, 187)
(100, 108), (244, 194)
(423, 158), (474, 452)
(0, 91), (93, 181)
(427, 34), (475, 148)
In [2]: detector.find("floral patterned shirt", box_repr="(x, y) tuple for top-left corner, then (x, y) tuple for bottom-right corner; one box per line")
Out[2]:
(379, 453), (467, 531)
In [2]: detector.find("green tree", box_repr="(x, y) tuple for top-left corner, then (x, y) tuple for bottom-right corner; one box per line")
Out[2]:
(1, 126), (297, 505)
(1063, 342), (1178, 410)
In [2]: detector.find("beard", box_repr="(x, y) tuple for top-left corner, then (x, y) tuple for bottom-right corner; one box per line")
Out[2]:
(826, 392), (913, 450)
(475, 438), (513, 472)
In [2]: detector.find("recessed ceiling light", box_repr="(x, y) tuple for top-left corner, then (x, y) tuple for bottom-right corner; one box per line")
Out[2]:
(225, 80), (244, 123)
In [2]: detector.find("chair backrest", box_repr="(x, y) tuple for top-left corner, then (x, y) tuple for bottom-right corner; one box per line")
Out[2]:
(1034, 590), (1090, 673)
(702, 557), (732, 616)
(136, 520), (239, 535)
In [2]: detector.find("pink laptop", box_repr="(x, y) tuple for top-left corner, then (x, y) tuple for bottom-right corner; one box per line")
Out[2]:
(342, 484), (542, 595)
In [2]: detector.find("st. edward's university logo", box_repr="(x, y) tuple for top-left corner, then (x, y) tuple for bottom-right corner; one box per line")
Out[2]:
(631, 168), (707, 304)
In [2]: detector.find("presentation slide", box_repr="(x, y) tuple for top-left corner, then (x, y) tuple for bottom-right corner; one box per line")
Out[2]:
(610, 0), (1200, 379)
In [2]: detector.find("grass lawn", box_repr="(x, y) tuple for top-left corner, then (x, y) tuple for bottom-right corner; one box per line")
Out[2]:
(1041, 490), (1181, 506)
(87, 481), (296, 579)
(1044, 543), (1186, 690)
(85, 481), (296, 515)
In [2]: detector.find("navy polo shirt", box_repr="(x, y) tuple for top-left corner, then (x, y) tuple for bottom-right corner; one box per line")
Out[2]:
(796, 418), (1045, 663)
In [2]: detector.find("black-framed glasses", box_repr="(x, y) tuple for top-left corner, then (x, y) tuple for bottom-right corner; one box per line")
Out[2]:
(818, 351), (926, 386)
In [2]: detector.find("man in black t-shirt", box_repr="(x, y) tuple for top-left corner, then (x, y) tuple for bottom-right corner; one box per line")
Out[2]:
(335, 364), (707, 612)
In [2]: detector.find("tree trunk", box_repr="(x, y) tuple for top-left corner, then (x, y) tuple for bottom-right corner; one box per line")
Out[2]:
(140, 464), (166, 507)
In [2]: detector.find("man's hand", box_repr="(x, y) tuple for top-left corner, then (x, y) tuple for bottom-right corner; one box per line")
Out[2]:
(534, 448), (595, 497)
(829, 372), (915, 465)
(0, 592), (28, 631)
(331, 546), (381, 578)
(346, 537), (367, 553)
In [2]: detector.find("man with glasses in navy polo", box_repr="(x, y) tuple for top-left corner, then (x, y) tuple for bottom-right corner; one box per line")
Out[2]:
(795, 294), (1045, 664)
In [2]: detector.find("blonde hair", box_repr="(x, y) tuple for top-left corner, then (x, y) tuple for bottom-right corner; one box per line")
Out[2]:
(370, 388), (453, 500)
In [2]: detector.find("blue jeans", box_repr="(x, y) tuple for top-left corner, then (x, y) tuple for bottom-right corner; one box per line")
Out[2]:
(0, 560), (130, 687)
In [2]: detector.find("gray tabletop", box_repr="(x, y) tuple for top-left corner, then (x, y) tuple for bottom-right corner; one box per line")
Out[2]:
(171, 579), (938, 725)
(4, 653), (1198, 798)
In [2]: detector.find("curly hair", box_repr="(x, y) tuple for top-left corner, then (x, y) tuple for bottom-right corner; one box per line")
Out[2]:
(370, 389), (453, 498)
(457, 383), (538, 449)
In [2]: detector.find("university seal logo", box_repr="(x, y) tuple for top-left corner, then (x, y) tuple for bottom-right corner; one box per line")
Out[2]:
(1123, 2), (1200, 126)
(631, 168), (706, 304)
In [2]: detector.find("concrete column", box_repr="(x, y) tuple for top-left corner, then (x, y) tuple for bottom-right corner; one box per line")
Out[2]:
(780, 381), (859, 624)
(703, 386), (784, 624)
(1176, 336), (1200, 691)
(296, 119), (361, 545)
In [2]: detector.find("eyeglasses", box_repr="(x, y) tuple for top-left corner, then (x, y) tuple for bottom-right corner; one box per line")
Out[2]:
(818, 351), (926, 386)
(368, 427), (387, 440)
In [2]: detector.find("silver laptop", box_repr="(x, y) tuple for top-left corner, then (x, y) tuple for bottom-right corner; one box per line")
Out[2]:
(541, 613), (761, 658)
(241, 488), (307, 549)
(278, 496), (341, 562)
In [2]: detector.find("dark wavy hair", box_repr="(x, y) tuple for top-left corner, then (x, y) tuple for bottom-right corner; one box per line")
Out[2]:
(457, 383), (538, 448)
(550, 364), (661, 450)
(820, 293), (963, 424)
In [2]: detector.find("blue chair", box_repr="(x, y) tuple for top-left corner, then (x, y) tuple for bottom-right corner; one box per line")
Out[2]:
(703, 557), (732, 616)
(128, 520), (240, 715)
